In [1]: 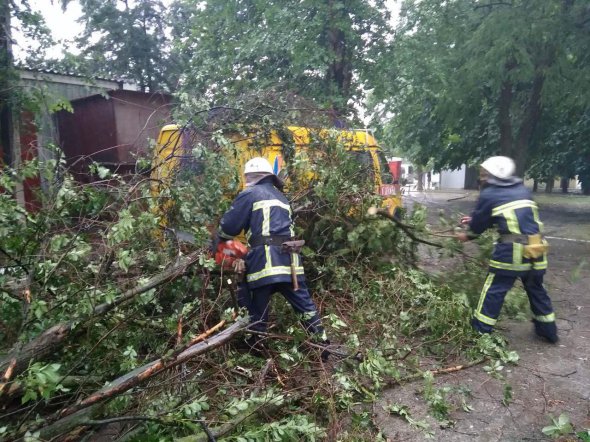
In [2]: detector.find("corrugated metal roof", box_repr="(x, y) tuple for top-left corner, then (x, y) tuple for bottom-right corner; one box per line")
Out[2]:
(17, 67), (140, 90)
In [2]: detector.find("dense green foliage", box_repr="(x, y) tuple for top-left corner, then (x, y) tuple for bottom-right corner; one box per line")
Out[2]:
(2, 0), (588, 439)
(75, 0), (172, 92)
(369, 0), (590, 189)
(12, 0), (590, 189)
(8, 0), (590, 187)
(169, 0), (391, 118)
(0, 104), (501, 439)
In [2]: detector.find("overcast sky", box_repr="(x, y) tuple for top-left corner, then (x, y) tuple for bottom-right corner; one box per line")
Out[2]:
(39, 0), (83, 42)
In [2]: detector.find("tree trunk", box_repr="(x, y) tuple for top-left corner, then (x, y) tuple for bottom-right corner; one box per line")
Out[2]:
(513, 73), (545, 177)
(0, 324), (72, 386)
(0, 0), (14, 165)
(545, 179), (554, 193)
(560, 177), (569, 193)
(24, 405), (104, 442)
(416, 166), (424, 191)
(498, 78), (514, 158)
(326, 0), (352, 115)
(533, 179), (538, 192)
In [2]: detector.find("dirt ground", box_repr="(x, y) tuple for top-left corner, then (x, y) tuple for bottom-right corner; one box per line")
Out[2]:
(374, 191), (590, 441)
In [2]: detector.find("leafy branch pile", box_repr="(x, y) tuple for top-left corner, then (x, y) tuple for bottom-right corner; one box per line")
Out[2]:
(1, 110), (511, 441)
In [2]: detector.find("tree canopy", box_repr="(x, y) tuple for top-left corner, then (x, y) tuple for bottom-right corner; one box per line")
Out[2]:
(15, 0), (589, 190)
(369, 0), (590, 188)
(74, 0), (172, 92)
(170, 0), (392, 119)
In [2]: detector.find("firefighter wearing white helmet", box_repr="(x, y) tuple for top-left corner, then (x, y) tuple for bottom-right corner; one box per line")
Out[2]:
(217, 157), (330, 359)
(481, 156), (516, 181)
(244, 157), (274, 174)
(456, 156), (557, 343)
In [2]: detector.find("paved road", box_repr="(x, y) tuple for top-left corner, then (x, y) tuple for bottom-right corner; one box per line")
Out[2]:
(375, 191), (590, 441)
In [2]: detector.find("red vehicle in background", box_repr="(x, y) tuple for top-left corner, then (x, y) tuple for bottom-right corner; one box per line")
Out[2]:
(387, 157), (402, 194)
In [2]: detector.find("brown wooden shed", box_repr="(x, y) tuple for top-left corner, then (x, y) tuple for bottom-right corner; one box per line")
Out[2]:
(57, 90), (172, 179)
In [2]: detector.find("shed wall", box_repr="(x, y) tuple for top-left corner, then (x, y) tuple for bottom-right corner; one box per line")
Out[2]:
(111, 92), (171, 164)
(57, 97), (116, 166)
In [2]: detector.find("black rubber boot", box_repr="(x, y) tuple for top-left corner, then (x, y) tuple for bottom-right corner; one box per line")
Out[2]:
(471, 317), (494, 334)
(533, 319), (559, 343)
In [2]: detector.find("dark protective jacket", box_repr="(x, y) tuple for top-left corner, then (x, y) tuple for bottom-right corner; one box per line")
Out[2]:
(469, 180), (547, 275)
(218, 176), (304, 289)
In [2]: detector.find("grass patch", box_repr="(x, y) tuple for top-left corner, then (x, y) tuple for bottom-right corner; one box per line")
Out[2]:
(532, 193), (590, 210)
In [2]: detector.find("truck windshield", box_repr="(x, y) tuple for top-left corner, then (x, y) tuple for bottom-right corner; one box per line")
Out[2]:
(348, 150), (375, 182)
(177, 138), (205, 181)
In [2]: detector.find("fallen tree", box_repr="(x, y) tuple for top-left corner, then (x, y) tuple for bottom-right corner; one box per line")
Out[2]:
(0, 105), (499, 441)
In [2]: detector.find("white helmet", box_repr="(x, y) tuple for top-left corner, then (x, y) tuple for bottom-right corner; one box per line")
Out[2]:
(480, 156), (515, 180)
(244, 157), (273, 175)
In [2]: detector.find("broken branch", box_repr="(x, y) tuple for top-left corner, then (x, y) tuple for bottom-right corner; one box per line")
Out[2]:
(368, 207), (445, 248)
(0, 252), (203, 380)
(24, 317), (249, 440)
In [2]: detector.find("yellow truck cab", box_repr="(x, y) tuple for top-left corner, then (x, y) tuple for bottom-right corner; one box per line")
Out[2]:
(151, 124), (401, 216)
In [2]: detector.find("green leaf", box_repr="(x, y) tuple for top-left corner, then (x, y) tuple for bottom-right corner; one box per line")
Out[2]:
(21, 389), (38, 404)
(96, 165), (111, 179)
(557, 414), (570, 427)
(236, 401), (249, 411)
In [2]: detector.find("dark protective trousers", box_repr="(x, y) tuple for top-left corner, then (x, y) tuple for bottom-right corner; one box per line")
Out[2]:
(472, 271), (557, 340)
(237, 281), (323, 335)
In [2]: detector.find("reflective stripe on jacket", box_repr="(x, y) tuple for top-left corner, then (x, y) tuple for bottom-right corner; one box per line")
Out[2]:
(218, 176), (304, 289)
(469, 182), (547, 275)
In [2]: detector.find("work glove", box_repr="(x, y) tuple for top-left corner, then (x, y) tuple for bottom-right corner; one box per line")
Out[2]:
(232, 258), (246, 274)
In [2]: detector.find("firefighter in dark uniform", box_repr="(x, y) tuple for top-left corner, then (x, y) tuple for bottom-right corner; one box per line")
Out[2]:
(456, 156), (558, 343)
(217, 157), (328, 352)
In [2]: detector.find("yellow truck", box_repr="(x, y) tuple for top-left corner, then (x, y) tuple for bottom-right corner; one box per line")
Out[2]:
(151, 124), (401, 216)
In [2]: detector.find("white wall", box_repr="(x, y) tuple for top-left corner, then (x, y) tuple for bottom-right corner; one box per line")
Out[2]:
(440, 165), (466, 189)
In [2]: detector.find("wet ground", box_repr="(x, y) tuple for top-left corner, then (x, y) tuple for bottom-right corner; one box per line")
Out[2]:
(374, 190), (590, 441)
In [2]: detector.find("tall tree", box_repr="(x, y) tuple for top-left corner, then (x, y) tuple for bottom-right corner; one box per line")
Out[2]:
(0, 0), (15, 165)
(1, 0), (52, 165)
(170, 0), (392, 119)
(371, 0), (590, 178)
(75, 0), (171, 92)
